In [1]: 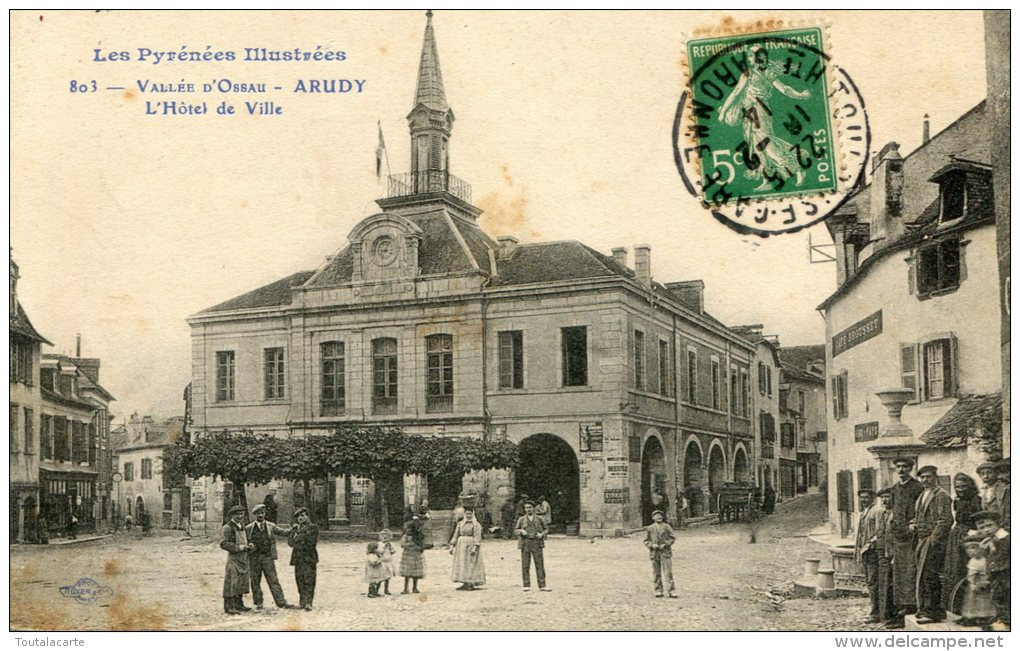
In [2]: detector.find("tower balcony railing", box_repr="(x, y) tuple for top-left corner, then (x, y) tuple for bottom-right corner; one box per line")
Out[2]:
(387, 170), (472, 204)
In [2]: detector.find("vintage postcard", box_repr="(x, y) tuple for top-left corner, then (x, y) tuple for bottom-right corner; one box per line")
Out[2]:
(8, 9), (1011, 636)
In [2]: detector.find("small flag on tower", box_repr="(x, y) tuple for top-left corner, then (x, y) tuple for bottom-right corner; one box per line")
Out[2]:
(376, 121), (386, 179)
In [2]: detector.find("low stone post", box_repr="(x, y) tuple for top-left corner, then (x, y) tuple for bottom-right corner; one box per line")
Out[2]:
(816, 569), (837, 598)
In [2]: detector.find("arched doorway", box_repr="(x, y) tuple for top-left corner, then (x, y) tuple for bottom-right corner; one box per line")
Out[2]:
(641, 436), (668, 525)
(733, 447), (750, 484)
(135, 496), (145, 520)
(517, 434), (580, 534)
(707, 444), (726, 514)
(682, 439), (704, 517)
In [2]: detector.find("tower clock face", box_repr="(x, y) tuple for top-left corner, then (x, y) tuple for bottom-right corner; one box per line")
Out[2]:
(372, 236), (398, 267)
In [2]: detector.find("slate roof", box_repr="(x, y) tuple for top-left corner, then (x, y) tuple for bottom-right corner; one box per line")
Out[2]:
(412, 12), (448, 113)
(780, 345), (826, 372)
(921, 393), (1002, 450)
(200, 271), (315, 313)
(10, 301), (51, 344)
(819, 101), (992, 311)
(780, 363), (825, 385)
(42, 353), (116, 401)
(489, 241), (626, 287)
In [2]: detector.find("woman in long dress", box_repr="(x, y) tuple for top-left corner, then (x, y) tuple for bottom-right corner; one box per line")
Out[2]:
(449, 508), (485, 590)
(943, 473), (983, 613)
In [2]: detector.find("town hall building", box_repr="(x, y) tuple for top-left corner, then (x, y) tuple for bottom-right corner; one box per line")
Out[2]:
(188, 13), (768, 535)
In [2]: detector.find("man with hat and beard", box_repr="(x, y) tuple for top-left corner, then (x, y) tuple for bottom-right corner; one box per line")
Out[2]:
(887, 457), (924, 629)
(220, 504), (255, 615)
(854, 488), (883, 623)
(288, 507), (319, 610)
(246, 503), (296, 611)
(909, 465), (952, 624)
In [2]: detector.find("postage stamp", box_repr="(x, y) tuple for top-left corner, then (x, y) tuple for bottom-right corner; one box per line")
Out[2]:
(675, 23), (871, 236)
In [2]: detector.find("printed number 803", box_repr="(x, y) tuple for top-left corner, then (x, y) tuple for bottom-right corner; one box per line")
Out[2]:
(69, 80), (98, 93)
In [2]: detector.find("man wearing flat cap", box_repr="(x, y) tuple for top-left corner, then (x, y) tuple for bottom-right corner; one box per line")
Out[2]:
(220, 504), (254, 615)
(909, 465), (952, 624)
(644, 509), (676, 598)
(246, 503), (295, 610)
(515, 501), (549, 592)
(854, 488), (883, 623)
(288, 507), (319, 610)
(977, 461), (1010, 531)
(875, 488), (896, 624)
(887, 457), (923, 628)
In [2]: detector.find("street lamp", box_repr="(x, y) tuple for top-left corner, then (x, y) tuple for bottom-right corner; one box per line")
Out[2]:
(111, 472), (122, 532)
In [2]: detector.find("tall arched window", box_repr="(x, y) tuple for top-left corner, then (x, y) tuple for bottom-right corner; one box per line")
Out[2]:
(426, 334), (454, 413)
(321, 341), (345, 416)
(372, 338), (398, 415)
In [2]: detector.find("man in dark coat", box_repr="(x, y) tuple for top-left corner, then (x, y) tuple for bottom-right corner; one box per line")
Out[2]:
(515, 501), (549, 592)
(246, 503), (295, 610)
(887, 457), (924, 629)
(220, 505), (254, 615)
(288, 507), (319, 611)
(875, 488), (896, 625)
(910, 465), (952, 624)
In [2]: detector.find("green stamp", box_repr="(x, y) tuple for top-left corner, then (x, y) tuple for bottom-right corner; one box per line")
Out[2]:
(686, 28), (837, 205)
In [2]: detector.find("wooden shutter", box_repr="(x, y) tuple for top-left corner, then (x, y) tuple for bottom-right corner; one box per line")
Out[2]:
(945, 334), (958, 397)
(900, 343), (919, 402)
(836, 470), (853, 513)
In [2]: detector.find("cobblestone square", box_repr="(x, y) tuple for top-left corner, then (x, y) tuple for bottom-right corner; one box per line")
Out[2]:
(12, 495), (881, 632)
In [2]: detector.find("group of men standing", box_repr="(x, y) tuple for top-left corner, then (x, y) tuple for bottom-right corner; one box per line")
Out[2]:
(221, 503), (319, 614)
(855, 458), (1010, 630)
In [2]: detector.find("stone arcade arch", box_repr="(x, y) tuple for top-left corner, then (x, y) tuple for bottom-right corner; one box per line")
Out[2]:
(516, 434), (580, 534)
(640, 434), (668, 525)
(682, 437), (705, 517)
(707, 442), (727, 514)
(733, 445), (750, 484)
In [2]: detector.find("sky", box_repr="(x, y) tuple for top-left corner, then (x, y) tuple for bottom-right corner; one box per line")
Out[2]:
(9, 10), (989, 421)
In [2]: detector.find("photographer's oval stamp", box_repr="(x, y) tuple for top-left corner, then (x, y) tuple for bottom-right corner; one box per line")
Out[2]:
(59, 577), (114, 605)
(674, 25), (870, 236)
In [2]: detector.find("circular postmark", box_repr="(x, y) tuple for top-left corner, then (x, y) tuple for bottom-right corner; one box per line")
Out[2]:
(674, 27), (870, 236)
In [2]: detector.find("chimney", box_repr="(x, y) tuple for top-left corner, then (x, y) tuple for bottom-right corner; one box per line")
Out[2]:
(633, 244), (651, 287)
(76, 333), (81, 357)
(611, 247), (628, 269)
(922, 114), (930, 144)
(497, 236), (519, 259)
(664, 280), (704, 314)
(870, 143), (905, 245)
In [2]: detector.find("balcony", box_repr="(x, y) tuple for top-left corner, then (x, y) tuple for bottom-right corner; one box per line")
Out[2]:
(387, 171), (472, 204)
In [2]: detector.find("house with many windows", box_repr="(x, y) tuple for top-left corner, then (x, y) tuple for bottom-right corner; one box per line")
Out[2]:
(820, 101), (1002, 538)
(777, 347), (827, 496)
(10, 256), (51, 543)
(38, 352), (115, 537)
(114, 413), (188, 530)
(187, 13), (767, 534)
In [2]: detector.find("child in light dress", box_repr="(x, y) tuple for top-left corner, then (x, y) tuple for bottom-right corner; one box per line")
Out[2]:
(378, 529), (396, 596)
(364, 541), (389, 598)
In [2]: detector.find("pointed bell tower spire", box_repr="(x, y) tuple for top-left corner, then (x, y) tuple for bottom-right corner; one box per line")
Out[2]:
(408, 10), (454, 181)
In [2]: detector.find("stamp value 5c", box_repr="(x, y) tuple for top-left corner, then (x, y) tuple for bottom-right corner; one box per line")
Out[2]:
(686, 28), (837, 205)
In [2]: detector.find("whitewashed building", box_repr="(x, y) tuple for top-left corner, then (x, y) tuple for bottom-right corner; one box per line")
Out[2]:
(820, 102), (1002, 538)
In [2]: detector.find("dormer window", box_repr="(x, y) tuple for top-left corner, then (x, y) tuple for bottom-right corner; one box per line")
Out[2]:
(917, 238), (961, 299)
(939, 173), (966, 223)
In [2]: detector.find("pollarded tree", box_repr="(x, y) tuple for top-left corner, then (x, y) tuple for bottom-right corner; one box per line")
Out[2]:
(181, 430), (282, 516)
